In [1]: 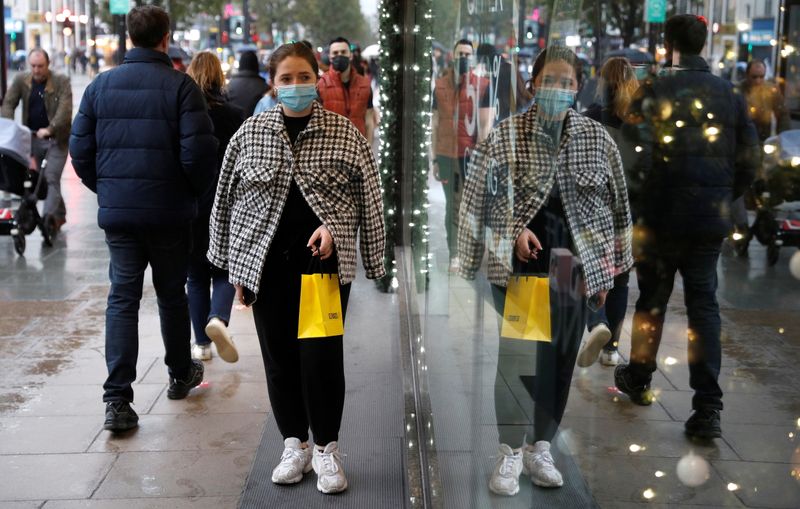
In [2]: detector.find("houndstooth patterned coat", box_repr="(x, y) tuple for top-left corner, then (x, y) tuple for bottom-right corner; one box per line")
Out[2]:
(458, 106), (633, 297)
(207, 101), (386, 294)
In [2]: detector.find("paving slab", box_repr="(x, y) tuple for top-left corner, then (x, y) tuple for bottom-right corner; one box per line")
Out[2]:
(92, 450), (253, 499)
(0, 453), (115, 500)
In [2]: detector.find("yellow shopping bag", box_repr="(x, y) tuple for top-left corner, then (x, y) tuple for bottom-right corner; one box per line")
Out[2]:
(298, 272), (344, 339)
(500, 276), (552, 342)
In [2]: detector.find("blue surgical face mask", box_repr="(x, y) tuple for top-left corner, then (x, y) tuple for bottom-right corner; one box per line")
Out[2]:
(277, 84), (317, 112)
(534, 87), (576, 116)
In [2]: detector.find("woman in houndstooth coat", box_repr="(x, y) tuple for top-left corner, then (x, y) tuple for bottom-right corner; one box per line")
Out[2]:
(458, 46), (633, 496)
(207, 42), (385, 494)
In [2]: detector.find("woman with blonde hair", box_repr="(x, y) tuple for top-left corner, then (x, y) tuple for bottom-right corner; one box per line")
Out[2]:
(576, 56), (640, 368)
(184, 51), (245, 363)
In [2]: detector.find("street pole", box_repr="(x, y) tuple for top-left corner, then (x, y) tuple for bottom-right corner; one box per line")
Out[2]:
(243, 0), (250, 43)
(116, 14), (126, 65)
(0, 4), (6, 99)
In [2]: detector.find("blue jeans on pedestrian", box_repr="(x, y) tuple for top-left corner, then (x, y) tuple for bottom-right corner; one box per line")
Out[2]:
(187, 252), (235, 346)
(103, 226), (193, 403)
(628, 235), (723, 411)
(586, 271), (630, 351)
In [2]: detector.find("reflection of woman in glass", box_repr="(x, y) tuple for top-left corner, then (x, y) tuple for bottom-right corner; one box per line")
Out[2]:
(577, 57), (640, 368)
(458, 47), (633, 495)
(208, 42), (386, 494)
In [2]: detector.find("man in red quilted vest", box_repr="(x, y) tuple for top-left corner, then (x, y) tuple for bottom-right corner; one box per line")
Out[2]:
(431, 39), (492, 271)
(317, 37), (375, 145)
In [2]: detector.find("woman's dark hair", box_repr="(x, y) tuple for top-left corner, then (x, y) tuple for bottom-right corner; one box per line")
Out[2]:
(531, 46), (582, 87)
(126, 5), (170, 49)
(664, 14), (708, 56)
(268, 42), (320, 83)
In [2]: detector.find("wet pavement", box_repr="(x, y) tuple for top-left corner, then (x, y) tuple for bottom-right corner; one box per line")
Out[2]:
(1, 72), (799, 508)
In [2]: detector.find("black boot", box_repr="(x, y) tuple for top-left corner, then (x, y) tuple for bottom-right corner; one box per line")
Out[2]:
(685, 409), (722, 439)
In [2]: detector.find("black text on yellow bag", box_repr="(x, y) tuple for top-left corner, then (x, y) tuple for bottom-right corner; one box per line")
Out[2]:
(298, 258), (344, 339)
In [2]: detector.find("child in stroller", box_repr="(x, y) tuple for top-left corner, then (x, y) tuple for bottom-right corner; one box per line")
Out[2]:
(0, 117), (52, 255)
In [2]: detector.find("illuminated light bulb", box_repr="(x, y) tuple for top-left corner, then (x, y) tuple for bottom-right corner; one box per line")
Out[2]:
(707, 113), (715, 119)
(643, 488), (656, 500)
(629, 444), (643, 453)
(664, 357), (678, 366)
(694, 100), (703, 110)
(764, 144), (777, 154)
(727, 482), (739, 491)
(676, 120), (685, 127)
(663, 135), (674, 144)
(635, 145), (643, 152)
(705, 126), (720, 136)
(655, 470), (665, 478)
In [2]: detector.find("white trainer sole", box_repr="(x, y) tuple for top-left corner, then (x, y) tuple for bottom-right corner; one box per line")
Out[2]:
(205, 319), (239, 363)
(576, 325), (612, 367)
(271, 461), (312, 484)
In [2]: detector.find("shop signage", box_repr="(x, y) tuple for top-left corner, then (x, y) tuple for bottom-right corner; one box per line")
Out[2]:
(110, 0), (131, 15)
(646, 0), (667, 23)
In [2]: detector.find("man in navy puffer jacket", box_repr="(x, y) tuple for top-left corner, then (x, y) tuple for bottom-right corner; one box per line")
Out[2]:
(614, 15), (760, 440)
(70, 5), (218, 432)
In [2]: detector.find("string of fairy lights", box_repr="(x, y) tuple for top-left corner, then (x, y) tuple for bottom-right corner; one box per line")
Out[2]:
(374, 0), (433, 293)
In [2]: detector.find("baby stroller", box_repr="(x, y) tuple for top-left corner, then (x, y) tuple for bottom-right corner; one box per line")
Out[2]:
(750, 129), (800, 266)
(0, 118), (50, 255)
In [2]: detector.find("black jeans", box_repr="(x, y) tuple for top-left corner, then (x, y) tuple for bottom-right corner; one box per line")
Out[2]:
(491, 253), (588, 445)
(629, 235), (724, 411)
(252, 247), (351, 446)
(103, 226), (192, 403)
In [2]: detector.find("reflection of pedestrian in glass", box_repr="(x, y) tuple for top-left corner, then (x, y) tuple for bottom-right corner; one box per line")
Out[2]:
(730, 59), (789, 255)
(185, 52), (245, 363)
(614, 15), (759, 439)
(577, 57), (640, 367)
(207, 42), (386, 494)
(458, 46), (633, 495)
(431, 39), (492, 271)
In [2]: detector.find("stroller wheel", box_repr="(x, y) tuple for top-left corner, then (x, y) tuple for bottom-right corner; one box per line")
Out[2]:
(767, 243), (780, 266)
(13, 233), (25, 256)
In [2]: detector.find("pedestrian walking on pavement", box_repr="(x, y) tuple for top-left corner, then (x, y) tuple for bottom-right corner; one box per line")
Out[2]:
(613, 14), (760, 439)
(2, 48), (72, 238)
(317, 37), (376, 145)
(69, 5), (218, 432)
(458, 46), (633, 496)
(227, 50), (268, 117)
(207, 42), (385, 494)
(577, 56), (642, 368)
(185, 51), (245, 363)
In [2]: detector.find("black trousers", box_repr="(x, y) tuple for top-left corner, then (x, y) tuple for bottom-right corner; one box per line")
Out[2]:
(252, 247), (351, 446)
(491, 252), (587, 445)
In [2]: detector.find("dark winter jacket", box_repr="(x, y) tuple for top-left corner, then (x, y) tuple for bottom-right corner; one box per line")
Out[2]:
(227, 70), (268, 116)
(193, 92), (246, 255)
(69, 48), (218, 230)
(625, 55), (760, 239)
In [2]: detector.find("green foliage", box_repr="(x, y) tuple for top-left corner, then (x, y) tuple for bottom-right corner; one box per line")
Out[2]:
(295, 0), (373, 47)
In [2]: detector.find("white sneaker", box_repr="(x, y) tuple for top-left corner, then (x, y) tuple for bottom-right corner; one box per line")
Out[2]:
(488, 443), (523, 496)
(576, 324), (612, 367)
(312, 442), (348, 494)
(600, 349), (621, 366)
(522, 441), (563, 488)
(205, 317), (239, 363)
(191, 344), (212, 361)
(271, 437), (312, 484)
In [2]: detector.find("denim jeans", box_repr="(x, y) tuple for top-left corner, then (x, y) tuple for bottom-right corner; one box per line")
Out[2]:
(187, 251), (235, 346)
(586, 271), (631, 351)
(103, 226), (192, 403)
(628, 235), (723, 411)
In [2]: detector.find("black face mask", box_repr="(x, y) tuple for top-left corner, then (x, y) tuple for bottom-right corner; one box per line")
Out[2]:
(457, 57), (470, 75)
(332, 55), (350, 72)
